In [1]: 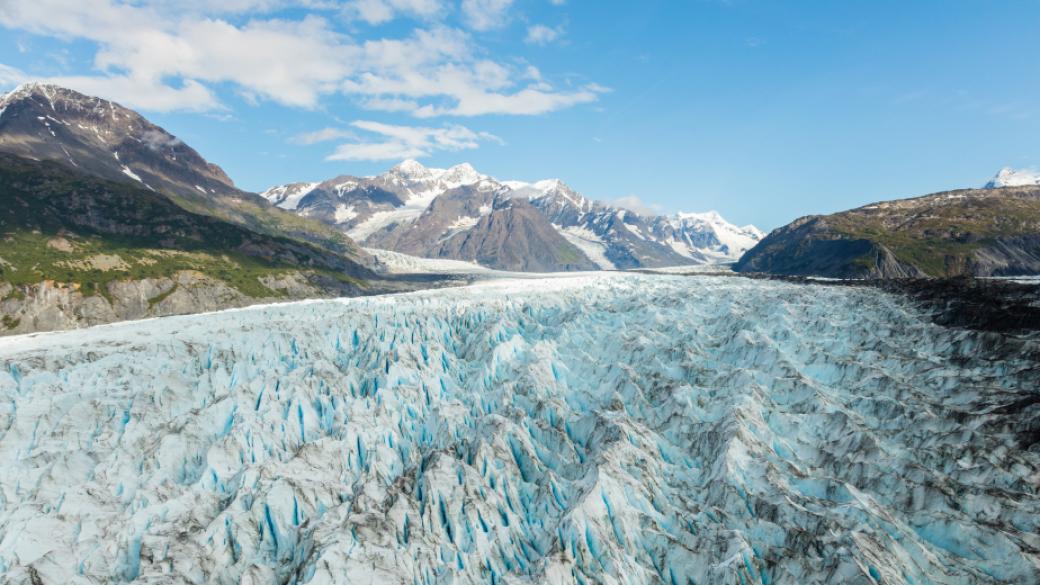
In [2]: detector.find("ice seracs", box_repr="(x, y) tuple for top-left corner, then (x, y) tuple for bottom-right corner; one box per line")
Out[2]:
(0, 273), (1036, 584)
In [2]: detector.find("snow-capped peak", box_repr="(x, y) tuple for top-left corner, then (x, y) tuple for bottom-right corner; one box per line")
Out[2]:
(383, 160), (483, 188)
(533, 178), (566, 192)
(260, 181), (320, 210)
(663, 210), (764, 259)
(1, 82), (61, 110)
(503, 178), (583, 204)
(3, 81), (53, 99)
(674, 210), (725, 224)
(985, 167), (1040, 188)
(440, 162), (484, 187)
(389, 159), (433, 180)
(673, 211), (763, 236)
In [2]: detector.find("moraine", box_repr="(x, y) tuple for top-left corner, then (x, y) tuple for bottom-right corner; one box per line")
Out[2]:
(0, 273), (1037, 584)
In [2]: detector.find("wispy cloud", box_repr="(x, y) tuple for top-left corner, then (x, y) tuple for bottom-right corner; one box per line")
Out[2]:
(461, 0), (513, 31)
(0, 0), (600, 118)
(610, 195), (663, 216)
(325, 120), (502, 161)
(343, 0), (447, 25)
(290, 127), (358, 145)
(525, 24), (563, 45)
(0, 64), (220, 111)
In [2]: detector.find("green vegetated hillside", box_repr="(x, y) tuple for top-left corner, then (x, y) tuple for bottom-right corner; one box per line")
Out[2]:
(0, 154), (389, 334)
(0, 153), (372, 291)
(736, 185), (1040, 278)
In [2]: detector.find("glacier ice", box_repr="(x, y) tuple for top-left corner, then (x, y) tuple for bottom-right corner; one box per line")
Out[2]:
(0, 273), (1037, 584)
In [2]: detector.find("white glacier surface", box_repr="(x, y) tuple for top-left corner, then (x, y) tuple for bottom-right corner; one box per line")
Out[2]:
(0, 274), (1038, 584)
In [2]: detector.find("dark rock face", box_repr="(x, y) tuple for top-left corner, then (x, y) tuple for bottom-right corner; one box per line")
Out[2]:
(438, 198), (598, 272)
(365, 183), (499, 256)
(0, 83), (368, 262)
(0, 153), (374, 277)
(0, 83), (239, 199)
(734, 217), (924, 278)
(530, 199), (700, 269)
(298, 182), (406, 229)
(367, 188), (597, 272)
(736, 186), (1040, 278)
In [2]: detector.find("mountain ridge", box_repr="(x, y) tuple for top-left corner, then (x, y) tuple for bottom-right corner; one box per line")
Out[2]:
(0, 83), (452, 335)
(0, 82), (370, 263)
(736, 182), (1040, 278)
(263, 159), (763, 271)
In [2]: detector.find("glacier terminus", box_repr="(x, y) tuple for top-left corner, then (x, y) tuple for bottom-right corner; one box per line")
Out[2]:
(0, 273), (1037, 585)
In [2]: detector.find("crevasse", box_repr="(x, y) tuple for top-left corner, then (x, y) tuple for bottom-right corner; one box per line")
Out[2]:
(0, 274), (1037, 585)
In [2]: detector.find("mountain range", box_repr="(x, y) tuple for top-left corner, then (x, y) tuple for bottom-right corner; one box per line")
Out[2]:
(262, 161), (764, 271)
(1, 81), (1037, 335)
(0, 82), (760, 334)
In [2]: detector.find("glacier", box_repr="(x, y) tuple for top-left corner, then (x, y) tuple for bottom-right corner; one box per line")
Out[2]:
(0, 273), (1037, 584)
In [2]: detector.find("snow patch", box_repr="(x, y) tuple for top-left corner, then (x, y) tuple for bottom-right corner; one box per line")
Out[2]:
(366, 248), (489, 274)
(333, 204), (358, 224)
(557, 225), (616, 269)
(260, 182), (320, 210)
(120, 166), (143, 183)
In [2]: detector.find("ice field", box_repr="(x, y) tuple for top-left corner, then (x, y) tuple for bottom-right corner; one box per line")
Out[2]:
(0, 273), (1038, 584)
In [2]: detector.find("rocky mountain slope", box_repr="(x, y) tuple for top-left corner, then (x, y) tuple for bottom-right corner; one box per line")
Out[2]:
(263, 160), (762, 271)
(0, 84), (456, 335)
(0, 83), (366, 260)
(735, 181), (1040, 278)
(0, 153), (414, 335)
(1, 274), (1036, 584)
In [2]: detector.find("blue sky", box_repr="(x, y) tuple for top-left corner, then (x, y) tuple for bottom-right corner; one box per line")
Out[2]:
(2, 0), (1038, 229)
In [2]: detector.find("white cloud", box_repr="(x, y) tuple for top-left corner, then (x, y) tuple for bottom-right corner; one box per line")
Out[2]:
(525, 24), (563, 45)
(342, 31), (607, 116)
(0, 0), (600, 117)
(325, 120), (500, 161)
(0, 64), (28, 87)
(290, 127), (358, 144)
(344, 0), (446, 24)
(611, 195), (662, 217)
(0, 64), (220, 111)
(461, 0), (513, 31)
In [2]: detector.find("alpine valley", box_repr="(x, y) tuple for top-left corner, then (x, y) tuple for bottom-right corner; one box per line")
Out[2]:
(0, 83), (760, 335)
(0, 79), (1038, 585)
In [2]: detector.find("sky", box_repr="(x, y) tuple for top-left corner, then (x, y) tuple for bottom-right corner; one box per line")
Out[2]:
(1, 0), (1039, 230)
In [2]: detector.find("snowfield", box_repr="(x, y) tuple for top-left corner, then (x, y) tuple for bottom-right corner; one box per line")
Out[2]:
(0, 274), (1038, 584)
